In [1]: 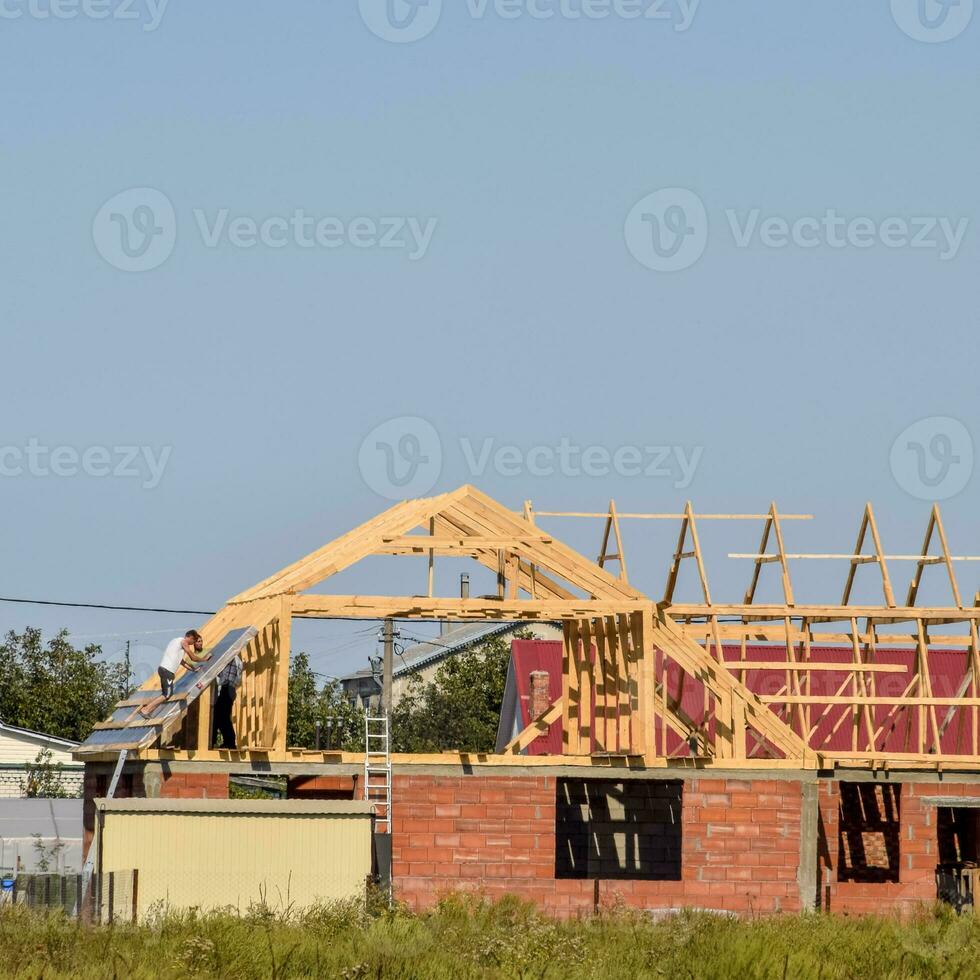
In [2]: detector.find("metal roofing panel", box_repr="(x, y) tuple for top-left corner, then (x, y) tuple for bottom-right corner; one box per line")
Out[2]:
(76, 627), (258, 755)
(507, 639), (977, 758)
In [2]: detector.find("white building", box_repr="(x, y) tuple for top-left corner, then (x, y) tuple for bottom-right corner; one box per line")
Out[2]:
(0, 721), (83, 799)
(340, 621), (563, 710)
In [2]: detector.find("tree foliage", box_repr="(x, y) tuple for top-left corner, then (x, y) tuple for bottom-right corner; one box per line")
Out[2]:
(0, 628), (127, 742)
(287, 652), (365, 751)
(20, 748), (77, 799)
(391, 633), (521, 754)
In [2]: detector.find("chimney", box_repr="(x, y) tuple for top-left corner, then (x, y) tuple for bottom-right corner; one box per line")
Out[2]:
(529, 670), (550, 721)
(460, 573), (470, 599)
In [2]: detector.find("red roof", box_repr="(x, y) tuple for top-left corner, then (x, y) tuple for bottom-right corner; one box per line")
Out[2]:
(509, 640), (565, 755)
(508, 639), (976, 757)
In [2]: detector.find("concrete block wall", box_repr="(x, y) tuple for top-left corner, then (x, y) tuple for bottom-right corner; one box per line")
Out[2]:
(555, 778), (682, 880)
(391, 773), (804, 916)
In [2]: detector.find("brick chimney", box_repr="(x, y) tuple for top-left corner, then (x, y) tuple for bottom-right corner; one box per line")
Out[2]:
(529, 670), (551, 721)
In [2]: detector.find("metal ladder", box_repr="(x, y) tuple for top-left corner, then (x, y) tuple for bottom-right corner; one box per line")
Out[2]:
(364, 715), (391, 834)
(77, 748), (128, 916)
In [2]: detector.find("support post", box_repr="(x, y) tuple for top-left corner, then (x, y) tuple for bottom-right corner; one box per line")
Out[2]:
(382, 618), (394, 718)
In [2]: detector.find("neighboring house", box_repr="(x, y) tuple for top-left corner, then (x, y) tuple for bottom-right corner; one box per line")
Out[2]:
(341, 621), (562, 710)
(495, 639), (563, 754)
(0, 721), (83, 799)
(0, 798), (83, 874)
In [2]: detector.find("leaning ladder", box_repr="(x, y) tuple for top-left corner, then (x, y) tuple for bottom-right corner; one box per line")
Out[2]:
(77, 748), (128, 917)
(364, 715), (391, 834)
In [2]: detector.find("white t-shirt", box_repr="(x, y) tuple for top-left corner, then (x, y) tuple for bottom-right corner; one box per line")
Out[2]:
(160, 637), (184, 674)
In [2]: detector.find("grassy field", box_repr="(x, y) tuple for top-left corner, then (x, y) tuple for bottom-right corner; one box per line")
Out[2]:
(3, 894), (980, 979)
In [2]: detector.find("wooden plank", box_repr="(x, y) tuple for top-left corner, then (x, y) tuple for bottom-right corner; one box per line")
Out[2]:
(289, 595), (647, 620)
(563, 620), (581, 755)
(504, 699), (563, 754)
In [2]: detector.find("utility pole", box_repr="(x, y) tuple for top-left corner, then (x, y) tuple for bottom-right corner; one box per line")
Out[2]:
(382, 618), (394, 717)
(122, 640), (131, 697)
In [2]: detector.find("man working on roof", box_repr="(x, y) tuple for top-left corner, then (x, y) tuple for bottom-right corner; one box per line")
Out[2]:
(211, 652), (243, 749)
(139, 629), (208, 717)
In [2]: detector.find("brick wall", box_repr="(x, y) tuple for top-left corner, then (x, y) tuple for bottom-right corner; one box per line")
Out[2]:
(82, 764), (229, 858)
(818, 780), (980, 915)
(391, 773), (803, 916)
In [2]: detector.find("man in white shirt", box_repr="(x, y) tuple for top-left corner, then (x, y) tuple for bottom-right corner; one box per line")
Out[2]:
(138, 629), (207, 717)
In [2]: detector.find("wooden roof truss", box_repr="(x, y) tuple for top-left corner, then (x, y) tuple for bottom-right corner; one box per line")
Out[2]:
(87, 487), (980, 771)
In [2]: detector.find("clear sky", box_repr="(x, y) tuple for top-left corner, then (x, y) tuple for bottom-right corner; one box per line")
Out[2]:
(1, 0), (977, 685)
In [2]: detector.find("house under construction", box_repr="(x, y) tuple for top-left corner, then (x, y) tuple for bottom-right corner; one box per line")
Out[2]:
(76, 485), (980, 916)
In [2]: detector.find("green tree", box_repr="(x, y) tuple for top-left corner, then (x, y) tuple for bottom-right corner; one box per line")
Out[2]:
(391, 633), (523, 753)
(20, 748), (78, 799)
(0, 628), (126, 742)
(287, 652), (365, 751)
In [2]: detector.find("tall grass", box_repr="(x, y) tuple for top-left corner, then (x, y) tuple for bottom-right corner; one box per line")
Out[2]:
(2, 893), (980, 978)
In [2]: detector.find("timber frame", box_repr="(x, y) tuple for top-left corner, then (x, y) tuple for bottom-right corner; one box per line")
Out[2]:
(80, 487), (980, 773)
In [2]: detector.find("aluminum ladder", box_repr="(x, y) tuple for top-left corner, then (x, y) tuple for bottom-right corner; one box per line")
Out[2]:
(364, 715), (391, 834)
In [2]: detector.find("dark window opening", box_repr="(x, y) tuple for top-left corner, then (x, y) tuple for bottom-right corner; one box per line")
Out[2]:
(937, 806), (980, 865)
(555, 778), (682, 880)
(936, 806), (980, 911)
(837, 783), (901, 883)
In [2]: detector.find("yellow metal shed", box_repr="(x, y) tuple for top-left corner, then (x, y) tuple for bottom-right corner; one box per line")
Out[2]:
(95, 797), (374, 918)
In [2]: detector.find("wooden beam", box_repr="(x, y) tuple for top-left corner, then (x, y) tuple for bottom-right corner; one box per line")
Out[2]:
(504, 699), (563, 754)
(288, 595), (647, 620)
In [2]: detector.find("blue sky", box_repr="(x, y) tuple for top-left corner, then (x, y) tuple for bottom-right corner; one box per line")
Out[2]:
(1, 1), (977, 683)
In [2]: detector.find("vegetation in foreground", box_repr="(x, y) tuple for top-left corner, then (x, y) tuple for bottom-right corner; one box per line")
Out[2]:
(3, 894), (980, 979)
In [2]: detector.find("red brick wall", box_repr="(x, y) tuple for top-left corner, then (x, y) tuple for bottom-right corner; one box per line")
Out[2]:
(82, 765), (229, 857)
(391, 774), (803, 916)
(818, 780), (980, 915)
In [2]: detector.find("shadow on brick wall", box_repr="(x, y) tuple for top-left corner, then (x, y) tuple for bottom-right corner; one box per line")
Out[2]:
(555, 779), (682, 881)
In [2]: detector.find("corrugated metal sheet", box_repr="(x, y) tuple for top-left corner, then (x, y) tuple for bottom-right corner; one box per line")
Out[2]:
(97, 799), (373, 916)
(506, 639), (979, 757)
(77, 628), (257, 755)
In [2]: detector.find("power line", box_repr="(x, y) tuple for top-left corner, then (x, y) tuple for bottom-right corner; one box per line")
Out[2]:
(0, 596), (217, 616)
(0, 595), (392, 623)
